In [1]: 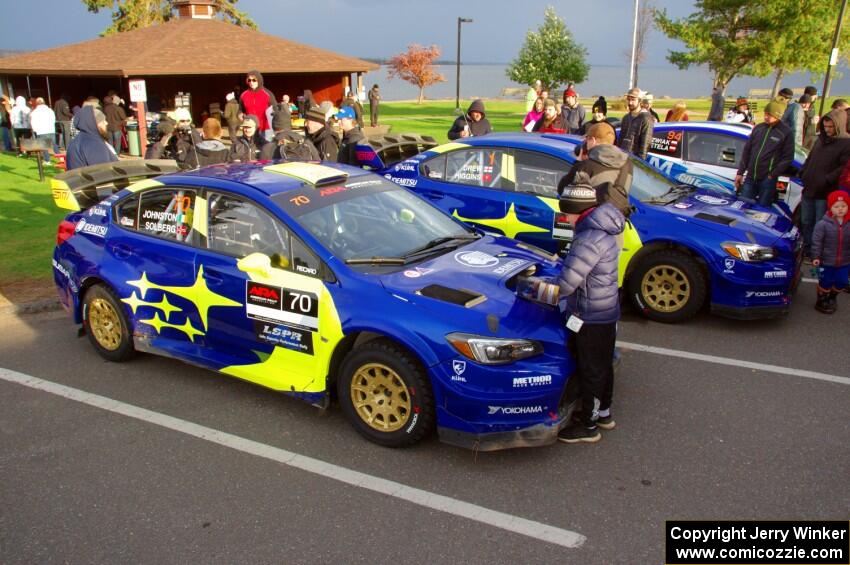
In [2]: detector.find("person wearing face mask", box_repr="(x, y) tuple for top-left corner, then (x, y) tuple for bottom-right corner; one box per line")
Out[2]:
(532, 98), (567, 134)
(617, 87), (653, 159)
(227, 115), (268, 163)
(65, 106), (118, 170)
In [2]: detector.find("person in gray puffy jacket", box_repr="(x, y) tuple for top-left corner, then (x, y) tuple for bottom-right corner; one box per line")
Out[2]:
(554, 184), (625, 445)
(811, 190), (850, 313)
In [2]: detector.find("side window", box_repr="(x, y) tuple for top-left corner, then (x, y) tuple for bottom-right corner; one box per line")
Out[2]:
(207, 192), (290, 268)
(649, 130), (683, 158)
(421, 154), (446, 180)
(291, 238), (323, 279)
(444, 148), (505, 189)
(115, 195), (139, 229)
(686, 132), (744, 169)
(137, 188), (196, 243)
(514, 150), (570, 198)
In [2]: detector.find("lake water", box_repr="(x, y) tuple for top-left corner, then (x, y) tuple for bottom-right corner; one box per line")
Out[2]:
(360, 64), (850, 102)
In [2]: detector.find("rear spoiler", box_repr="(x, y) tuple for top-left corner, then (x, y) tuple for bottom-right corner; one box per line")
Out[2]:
(51, 160), (180, 211)
(354, 133), (438, 170)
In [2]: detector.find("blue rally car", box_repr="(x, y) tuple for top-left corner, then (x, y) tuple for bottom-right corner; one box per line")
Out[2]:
(362, 133), (802, 322)
(50, 160), (577, 451)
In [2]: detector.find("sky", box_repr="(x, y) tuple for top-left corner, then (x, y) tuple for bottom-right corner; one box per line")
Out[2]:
(0, 0), (698, 67)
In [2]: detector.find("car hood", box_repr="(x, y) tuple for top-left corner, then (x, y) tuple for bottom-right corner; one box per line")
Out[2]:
(376, 236), (564, 337)
(662, 188), (794, 243)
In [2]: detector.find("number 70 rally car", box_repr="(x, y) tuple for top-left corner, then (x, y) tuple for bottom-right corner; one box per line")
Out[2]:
(51, 160), (577, 451)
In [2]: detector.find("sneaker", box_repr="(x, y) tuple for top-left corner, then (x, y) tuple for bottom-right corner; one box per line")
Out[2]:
(558, 423), (601, 444)
(596, 414), (616, 430)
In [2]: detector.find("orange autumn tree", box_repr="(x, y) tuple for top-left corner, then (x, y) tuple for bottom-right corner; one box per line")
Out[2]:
(387, 44), (446, 104)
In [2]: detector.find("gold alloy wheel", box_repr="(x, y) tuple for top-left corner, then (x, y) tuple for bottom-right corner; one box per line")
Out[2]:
(640, 265), (692, 313)
(350, 363), (412, 432)
(88, 297), (124, 351)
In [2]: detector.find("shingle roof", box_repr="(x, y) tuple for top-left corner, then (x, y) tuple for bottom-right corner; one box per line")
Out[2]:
(0, 18), (379, 76)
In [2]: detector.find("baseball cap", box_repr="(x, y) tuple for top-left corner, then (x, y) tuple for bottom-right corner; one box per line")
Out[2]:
(335, 106), (356, 120)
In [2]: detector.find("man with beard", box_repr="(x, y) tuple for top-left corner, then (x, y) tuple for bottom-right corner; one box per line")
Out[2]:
(66, 106), (118, 170)
(618, 87), (653, 159)
(336, 106), (365, 166)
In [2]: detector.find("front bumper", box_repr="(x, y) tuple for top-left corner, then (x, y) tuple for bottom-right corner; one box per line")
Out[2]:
(437, 396), (578, 451)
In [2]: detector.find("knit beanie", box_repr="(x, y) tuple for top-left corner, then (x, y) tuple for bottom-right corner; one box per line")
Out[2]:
(305, 106), (326, 124)
(827, 190), (848, 213)
(764, 100), (785, 120)
(559, 183), (599, 214)
(592, 96), (607, 115)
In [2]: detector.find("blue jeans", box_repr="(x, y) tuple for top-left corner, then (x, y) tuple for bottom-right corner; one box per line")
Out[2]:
(739, 176), (777, 208)
(800, 197), (827, 256)
(111, 130), (122, 154)
(36, 133), (54, 162)
(0, 126), (11, 151)
(819, 264), (850, 290)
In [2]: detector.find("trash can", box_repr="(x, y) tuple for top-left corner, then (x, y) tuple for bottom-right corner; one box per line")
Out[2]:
(126, 121), (141, 156)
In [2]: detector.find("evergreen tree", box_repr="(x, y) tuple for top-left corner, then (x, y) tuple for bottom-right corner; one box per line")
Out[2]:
(506, 6), (589, 91)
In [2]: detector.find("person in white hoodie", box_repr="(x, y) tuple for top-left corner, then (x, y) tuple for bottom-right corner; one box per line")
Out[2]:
(29, 97), (56, 161)
(10, 96), (31, 156)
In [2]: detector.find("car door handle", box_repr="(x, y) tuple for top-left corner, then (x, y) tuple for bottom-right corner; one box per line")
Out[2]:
(112, 244), (133, 260)
(420, 190), (443, 200)
(516, 205), (536, 214)
(203, 271), (224, 286)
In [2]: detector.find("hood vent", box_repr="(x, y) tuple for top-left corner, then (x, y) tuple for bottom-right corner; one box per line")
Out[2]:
(695, 212), (736, 226)
(416, 285), (486, 308)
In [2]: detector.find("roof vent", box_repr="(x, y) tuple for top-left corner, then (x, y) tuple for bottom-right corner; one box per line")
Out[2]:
(173, 0), (217, 19)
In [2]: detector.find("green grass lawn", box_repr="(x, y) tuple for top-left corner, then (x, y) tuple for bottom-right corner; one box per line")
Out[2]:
(377, 98), (716, 142)
(0, 153), (66, 293)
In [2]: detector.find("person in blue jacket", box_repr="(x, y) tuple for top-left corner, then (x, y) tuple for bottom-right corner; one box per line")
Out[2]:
(66, 106), (118, 171)
(554, 182), (625, 444)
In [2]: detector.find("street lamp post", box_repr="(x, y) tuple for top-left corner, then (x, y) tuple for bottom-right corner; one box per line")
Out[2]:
(819, 0), (848, 117)
(456, 17), (473, 109)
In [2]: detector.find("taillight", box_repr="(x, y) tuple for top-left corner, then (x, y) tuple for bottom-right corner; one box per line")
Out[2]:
(57, 220), (76, 245)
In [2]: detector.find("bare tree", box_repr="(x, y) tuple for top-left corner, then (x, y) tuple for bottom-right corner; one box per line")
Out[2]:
(624, 2), (654, 87)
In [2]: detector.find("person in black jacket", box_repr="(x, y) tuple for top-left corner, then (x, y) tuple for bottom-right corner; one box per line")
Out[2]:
(103, 95), (127, 154)
(368, 85), (380, 127)
(260, 130), (320, 162)
(342, 90), (365, 129)
(618, 88), (653, 159)
(447, 99), (492, 140)
(336, 106), (365, 166)
(304, 106), (339, 162)
(180, 118), (229, 169)
(53, 94), (73, 150)
(800, 109), (850, 258)
(228, 115), (268, 163)
(735, 101), (795, 208)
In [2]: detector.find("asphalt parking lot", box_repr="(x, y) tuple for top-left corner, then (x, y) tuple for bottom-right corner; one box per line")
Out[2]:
(1, 279), (848, 564)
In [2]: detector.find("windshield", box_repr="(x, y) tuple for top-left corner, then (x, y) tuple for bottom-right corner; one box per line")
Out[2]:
(283, 178), (473, 262)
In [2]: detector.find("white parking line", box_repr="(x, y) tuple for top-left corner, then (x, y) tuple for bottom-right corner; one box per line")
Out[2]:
(801, 277), (818, 284)
(0, 367), (586, 550)
(617, 341), (850, 386)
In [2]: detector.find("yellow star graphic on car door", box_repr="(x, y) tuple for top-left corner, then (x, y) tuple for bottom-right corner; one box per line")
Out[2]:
(453, 203), (549, 239)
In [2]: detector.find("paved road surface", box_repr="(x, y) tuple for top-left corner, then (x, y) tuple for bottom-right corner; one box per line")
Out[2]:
(1, 284), (848, 564)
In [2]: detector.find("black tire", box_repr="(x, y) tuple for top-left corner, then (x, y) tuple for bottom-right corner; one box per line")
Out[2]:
(82, 284), (136, 362)
(627, 250), (706, 323)
(337, 339), (435, 447)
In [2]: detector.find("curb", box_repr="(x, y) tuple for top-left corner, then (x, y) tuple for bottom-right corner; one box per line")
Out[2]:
(0, 298), (62, 316)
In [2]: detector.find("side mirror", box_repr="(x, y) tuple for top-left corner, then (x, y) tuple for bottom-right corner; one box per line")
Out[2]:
(238, 252), (273, 278)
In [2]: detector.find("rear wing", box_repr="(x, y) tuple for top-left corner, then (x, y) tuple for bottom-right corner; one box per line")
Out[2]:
(355, 133), (438, 170)
(51, 160), (180, 211)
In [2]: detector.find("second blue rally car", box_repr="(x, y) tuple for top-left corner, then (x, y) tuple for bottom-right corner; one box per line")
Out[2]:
(362, 132), (802, 322)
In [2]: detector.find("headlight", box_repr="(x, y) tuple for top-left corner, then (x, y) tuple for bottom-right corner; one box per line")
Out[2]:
(721, 242), (776, 262)
(446, 333), (543, 365)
